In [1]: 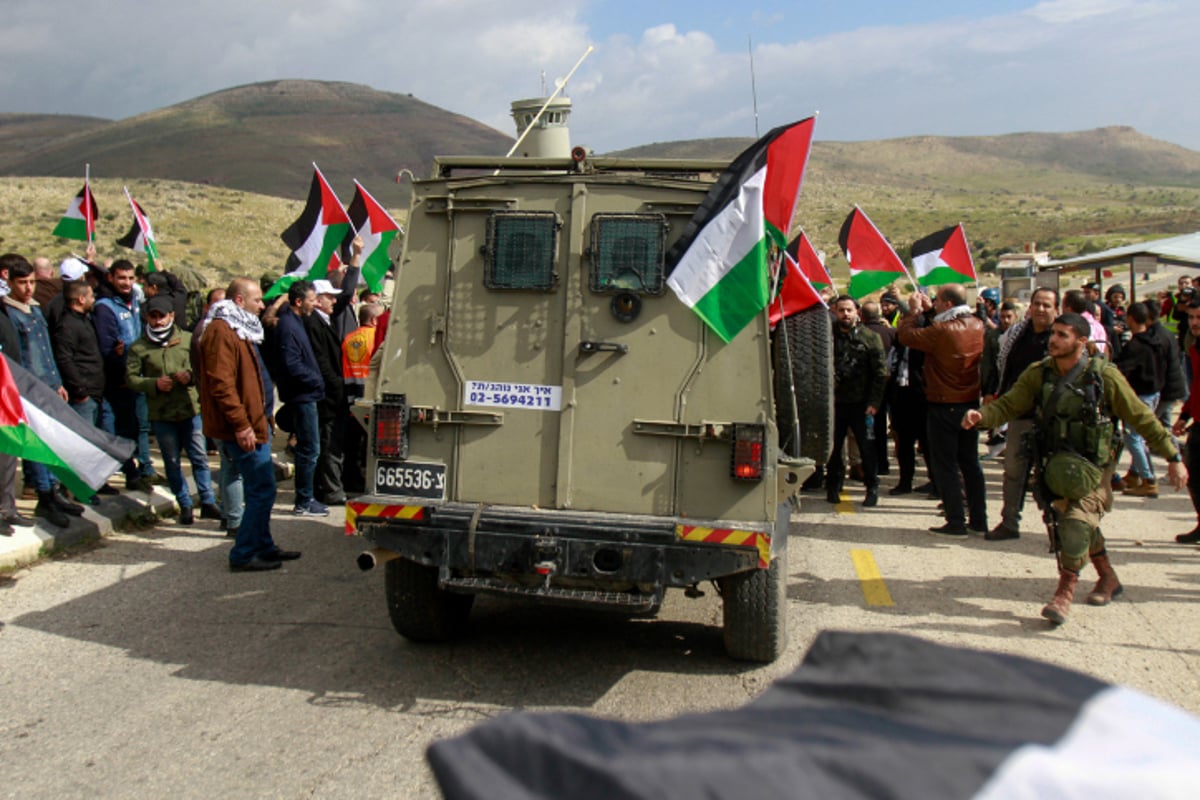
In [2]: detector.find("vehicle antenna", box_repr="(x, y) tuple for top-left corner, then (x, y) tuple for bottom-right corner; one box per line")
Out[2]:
(503, 45), (594, 160)
(748, 35), (760, 138)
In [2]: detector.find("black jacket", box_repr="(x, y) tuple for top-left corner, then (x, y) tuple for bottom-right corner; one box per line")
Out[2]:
(304, 311), (345, 409)
(0, 305), (20, 359)
(272, 304), (324, 404)
(1114, 329), (1167, 397)
(53, 306), (106, 401)
(1151, 321), (1188, 403)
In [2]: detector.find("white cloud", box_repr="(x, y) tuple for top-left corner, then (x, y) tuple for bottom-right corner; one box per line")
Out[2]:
(0, 0), (1197, 152)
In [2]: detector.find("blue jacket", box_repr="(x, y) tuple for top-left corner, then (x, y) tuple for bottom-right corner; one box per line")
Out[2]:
(274, 304), (324, 403)
(3, 299), (63, 391)
(94, 290), (141, 390)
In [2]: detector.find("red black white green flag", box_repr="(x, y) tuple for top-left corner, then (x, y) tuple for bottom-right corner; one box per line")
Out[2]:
(666, 116), (817, 343)
(115, 188), (160, 271)
(839, 206), (908, 299)
(911, 224), (976, 287)
(267, 164), (352, 300)
(51, 181), (98, 242)
(787, 232), (832, 290)
(0, 354), (134, 500)
(341, 181), (402, 294)
(769, 237), (826, 326)
(428, 631), (1200, 800)
(762, 116), (816, 250)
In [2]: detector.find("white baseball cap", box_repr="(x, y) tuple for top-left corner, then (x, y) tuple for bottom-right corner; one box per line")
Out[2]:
(311, 279), (338, 296)
(59, 257), (88, 281)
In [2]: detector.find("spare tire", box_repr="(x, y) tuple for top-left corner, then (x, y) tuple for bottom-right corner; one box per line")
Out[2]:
(773, 306), (834, 462)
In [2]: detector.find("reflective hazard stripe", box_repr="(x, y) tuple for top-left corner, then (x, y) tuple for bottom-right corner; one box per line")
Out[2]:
(676, 525), (771, 568)
(345, 501), (426, 535)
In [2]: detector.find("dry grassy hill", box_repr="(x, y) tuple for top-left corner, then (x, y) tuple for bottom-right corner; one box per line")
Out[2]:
(613, 127), (1200, 274)
(0, 176), (342, 292)
(5, 82), (1200, 295)
(0, 80), (514, 209)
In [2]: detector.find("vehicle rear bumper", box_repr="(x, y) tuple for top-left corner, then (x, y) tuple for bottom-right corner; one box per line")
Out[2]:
(348, 498), (781, 596)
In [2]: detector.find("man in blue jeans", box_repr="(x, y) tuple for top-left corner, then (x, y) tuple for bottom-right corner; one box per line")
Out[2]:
(274, 280), (328, 516)
(94, 259), (157, 490)
(126, 296), (222, 525)
(1, 255), (87, 527)
(199, 277), (300, 572)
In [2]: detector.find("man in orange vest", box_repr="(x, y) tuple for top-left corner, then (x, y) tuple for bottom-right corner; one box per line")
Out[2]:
(341, 303), (382, 494)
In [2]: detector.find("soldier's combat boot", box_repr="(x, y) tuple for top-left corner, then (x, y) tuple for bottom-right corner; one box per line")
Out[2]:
(1041, 568), (1079, 625)
(1086, 551), (1123, 606)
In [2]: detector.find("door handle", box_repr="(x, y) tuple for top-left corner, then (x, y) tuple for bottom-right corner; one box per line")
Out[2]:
(578, 341), (629, 356)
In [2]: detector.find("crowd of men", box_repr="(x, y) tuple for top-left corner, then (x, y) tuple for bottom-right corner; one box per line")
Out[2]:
(0, 240), (386, 573)
(5, 239), (1200, 611)
(808, 277), (1197, 623)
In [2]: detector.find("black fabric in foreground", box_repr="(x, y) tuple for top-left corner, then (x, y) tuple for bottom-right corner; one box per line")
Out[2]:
(427, 630), (1110, 800)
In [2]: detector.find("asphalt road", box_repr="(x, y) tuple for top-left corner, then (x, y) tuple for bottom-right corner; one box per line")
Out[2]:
(2, 455), (1199, 798)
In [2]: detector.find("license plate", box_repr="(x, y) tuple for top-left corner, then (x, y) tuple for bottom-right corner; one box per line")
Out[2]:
(374, 460), (446, 499)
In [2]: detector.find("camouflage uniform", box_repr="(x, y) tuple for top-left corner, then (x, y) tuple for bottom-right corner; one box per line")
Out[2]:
(978, 354), (1178, 571)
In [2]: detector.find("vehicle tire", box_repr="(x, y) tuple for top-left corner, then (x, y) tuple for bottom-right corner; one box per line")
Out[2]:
(385, 557), (474, 642)
(773, 306), (834, 462)
(718, 546), (787, 663)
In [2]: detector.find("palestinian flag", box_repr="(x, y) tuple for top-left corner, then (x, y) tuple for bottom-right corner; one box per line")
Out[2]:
(787, 232), (832, 290)
(51, 182), (98, 242)
(341, 181), (402, 294)
(769, 241), (826, 326)
(0, 355), (135, 501)
(667, 117), (817, 343)
(762, 116), (816, 249)
(265, 165), (351, 300)
(839, 206), (908, 299)
(912, 224), (976, 287)
(115, 189), (160, 271)
(428, 631), (1200, 800)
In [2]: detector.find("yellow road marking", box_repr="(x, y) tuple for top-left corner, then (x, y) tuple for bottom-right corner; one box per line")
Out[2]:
(834, 491), (855, 514)
(850, 549), (895, 607)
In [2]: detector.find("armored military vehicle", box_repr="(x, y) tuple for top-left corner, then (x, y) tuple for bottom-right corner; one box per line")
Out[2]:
(348, 97), (832, 662)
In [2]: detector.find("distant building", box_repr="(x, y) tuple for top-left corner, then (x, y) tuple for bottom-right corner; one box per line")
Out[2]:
(997, 242), (1051, 300)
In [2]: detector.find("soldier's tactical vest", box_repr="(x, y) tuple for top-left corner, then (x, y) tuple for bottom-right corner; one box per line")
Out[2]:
(1036, 356), (1118, 499)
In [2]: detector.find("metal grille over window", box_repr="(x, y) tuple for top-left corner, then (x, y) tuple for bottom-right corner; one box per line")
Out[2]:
(588, 214), (668, 294)
(484, 212), (560, 290)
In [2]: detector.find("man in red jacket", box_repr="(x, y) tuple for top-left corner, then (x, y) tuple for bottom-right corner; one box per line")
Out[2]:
(897, 285), (988, 537)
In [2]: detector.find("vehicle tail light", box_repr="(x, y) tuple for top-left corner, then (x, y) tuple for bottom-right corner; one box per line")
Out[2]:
(373, 394), (408, 459)
(731, 424), (765, 481)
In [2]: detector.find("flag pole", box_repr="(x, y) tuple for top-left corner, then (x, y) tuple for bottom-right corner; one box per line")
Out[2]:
(84, 163), (93, 245)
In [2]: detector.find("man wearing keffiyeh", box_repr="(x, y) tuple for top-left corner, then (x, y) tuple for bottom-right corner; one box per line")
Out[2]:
(199, 278), (301, 572)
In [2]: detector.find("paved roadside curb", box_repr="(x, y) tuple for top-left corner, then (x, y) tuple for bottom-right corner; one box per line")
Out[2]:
(0, 487), (181, 571)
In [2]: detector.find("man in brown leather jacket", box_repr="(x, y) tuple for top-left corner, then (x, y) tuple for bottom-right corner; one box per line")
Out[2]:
(897, 284), (988, 537)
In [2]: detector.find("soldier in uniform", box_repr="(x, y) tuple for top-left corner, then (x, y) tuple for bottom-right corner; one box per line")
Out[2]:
(825, 296), (887, 508)
(963, 313), (1187, 624)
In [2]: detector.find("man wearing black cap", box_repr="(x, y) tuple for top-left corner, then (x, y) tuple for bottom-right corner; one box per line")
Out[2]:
(879, 292), (902, 327)
(126, 295), (221, 526)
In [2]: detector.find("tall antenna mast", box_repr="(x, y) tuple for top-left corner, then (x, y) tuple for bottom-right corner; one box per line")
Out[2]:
(748, 35), (760, 137)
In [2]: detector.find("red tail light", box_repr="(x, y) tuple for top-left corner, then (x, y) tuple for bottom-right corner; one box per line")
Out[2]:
(373, 394), (408, 459)
(731, 424), (765, 481)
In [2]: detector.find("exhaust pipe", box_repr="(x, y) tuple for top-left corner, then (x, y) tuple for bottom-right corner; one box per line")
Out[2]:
(357, 548), (401, 572)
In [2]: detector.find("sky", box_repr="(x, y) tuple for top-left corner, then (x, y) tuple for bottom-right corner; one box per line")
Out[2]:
(1, 0), (1197, 152)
